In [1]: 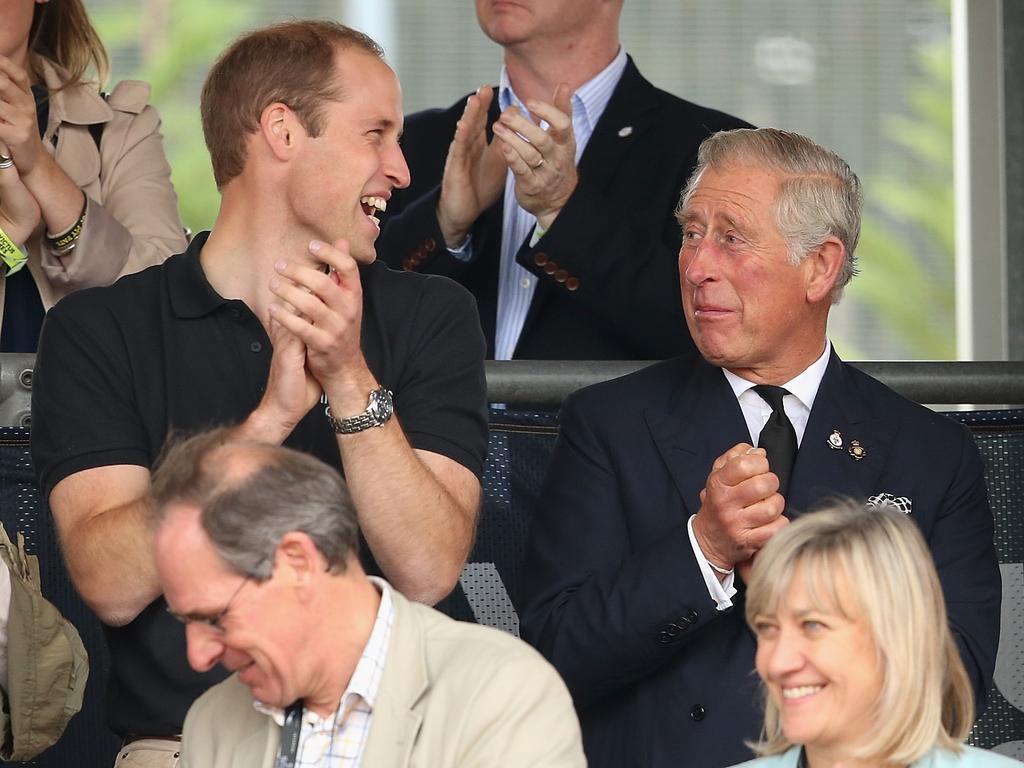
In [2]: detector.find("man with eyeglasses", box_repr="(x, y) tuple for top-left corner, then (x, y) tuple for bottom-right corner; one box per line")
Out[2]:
(151, 429), (585, 768)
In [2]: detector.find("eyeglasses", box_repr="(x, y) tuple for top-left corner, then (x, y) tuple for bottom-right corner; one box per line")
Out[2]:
(166, 573), (254, 632)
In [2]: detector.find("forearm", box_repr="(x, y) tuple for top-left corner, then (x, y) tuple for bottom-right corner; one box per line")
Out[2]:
(35, 105), (185, 294)
(57, 494), (161, 627)
(346, 428), (475, 604)
(376, 187), (474, 280)
(326, 370), (477, 604)
(932, 434), (1001, 707)
(520, 402), (721, 704)
(518, 179), (692, 359)
(21, 151), (85, 236)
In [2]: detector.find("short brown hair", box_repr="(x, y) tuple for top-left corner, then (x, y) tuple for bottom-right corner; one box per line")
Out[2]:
(200, 20), (384, 188)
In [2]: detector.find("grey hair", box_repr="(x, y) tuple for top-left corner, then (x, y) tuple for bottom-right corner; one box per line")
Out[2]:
(677, 127), (863, 302)
(151, 428), (359, 580)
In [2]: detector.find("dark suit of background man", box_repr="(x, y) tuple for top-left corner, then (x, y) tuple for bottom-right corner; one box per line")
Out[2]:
(376, 0), (751, 360)
(519, 127), (1001, 768)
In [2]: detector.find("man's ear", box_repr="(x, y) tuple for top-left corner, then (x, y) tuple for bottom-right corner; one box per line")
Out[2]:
(804, 236), (846, 304)
(260, 102), (302, 161)
(273, 532), (322, 595)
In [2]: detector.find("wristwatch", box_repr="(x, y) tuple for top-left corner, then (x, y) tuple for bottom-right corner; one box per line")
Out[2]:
(325, 387), (394, 434)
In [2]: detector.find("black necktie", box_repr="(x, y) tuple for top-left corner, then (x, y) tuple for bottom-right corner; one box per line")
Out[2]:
(753, 385), (798, 498)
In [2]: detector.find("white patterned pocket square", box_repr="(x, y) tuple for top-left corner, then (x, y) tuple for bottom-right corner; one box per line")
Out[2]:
(866, 492), (912, 514)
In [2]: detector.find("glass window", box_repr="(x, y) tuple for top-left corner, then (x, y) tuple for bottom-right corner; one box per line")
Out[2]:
(90, 0), (957, 360)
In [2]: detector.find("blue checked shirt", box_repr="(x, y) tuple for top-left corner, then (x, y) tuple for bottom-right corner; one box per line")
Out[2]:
(253, 577), (395, 767)
(453, 48), (628, 359)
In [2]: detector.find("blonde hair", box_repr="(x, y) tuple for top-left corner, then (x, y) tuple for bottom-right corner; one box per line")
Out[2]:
(29, 0), (110, 89)
(744, 499), (974, 763)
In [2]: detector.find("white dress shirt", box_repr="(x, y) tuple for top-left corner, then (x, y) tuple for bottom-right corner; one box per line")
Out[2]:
(687, 341), (832, 609)
(253, 577), (395, 768)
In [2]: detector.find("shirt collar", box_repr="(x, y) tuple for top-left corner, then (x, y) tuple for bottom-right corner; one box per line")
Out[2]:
(498, 46), (627, 135)
(165, 231), (233, 319)
(36, 57), (113, 127)
(721, 340), (832, 412)
(253, 576), (395, 727)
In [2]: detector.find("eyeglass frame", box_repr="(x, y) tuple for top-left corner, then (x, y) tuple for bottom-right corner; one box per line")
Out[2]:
(165, 564), (264, 631)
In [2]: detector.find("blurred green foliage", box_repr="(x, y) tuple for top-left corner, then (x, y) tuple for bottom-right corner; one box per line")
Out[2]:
(92, 0), (253, 234)
(91, 1), (957, 360)
(847, 36), (955, 359)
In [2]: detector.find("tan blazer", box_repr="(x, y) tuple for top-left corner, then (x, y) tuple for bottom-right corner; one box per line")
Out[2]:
(182, 590), (586, 768)
(0, 57), (186, 332)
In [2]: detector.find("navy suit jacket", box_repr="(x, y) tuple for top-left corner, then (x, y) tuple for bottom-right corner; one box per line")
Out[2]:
(519, 353), (1001, 768)
(376, 57), (751, 360)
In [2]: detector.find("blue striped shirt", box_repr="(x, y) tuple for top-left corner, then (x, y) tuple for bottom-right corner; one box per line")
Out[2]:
(484, 49), (628, 359)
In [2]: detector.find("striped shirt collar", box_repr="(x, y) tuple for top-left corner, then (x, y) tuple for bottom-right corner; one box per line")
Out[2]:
(253, 576), (395, 727)
(497, 46), (627, 139)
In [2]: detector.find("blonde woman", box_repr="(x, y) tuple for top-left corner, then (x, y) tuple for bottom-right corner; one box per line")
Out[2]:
(735, 500), (1018, 768)
(0, 0), (186, 350)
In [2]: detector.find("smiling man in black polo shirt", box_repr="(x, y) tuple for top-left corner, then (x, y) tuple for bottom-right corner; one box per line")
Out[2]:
(30, 21), (487, 766)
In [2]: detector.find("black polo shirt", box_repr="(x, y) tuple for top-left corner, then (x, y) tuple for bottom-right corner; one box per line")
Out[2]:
(31, 231), (487, 735)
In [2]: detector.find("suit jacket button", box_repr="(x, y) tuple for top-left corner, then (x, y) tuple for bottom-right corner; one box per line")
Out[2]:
(681, 609), (698, 624)
(534, 252), (549, 266)
(543, 262), (558, 275)
(424, 237), (437, 252)
(566, 277), (580, 291)
(690, 705), (705, 721)
(658, 630), (672, 644)
(555, 269), (569, 283)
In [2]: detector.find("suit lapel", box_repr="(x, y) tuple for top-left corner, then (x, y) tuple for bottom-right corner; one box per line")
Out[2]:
(362, 593), (426, 768)
(235, 723), (277, 768)
(576, 57), (660, 190)
(787, 353), (895, 517)
(646, 361), (750, 515)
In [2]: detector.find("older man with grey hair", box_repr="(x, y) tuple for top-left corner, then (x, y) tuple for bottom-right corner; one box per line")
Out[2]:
(518, 127), (1001, 768)
(151, 429), (585, 768)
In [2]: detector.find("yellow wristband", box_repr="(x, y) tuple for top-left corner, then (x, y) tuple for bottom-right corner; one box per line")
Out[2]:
(0, 224), (27, 276)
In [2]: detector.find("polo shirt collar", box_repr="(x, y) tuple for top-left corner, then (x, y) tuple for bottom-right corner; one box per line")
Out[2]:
(166, 231), (233, 319)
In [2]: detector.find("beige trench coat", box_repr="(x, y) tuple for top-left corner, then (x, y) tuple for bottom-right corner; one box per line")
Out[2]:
(0, 57), (187, 334)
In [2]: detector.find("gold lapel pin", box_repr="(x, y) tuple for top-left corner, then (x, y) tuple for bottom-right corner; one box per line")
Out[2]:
(848, 440), (867, 461)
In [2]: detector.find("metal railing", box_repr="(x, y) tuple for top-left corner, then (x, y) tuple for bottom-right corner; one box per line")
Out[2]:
(484, 360), (1024, 406)
(2, 354), (1023, 427)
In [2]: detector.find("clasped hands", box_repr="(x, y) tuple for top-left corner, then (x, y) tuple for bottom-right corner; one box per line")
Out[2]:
(0, 55), (51, 243)
(437, 83), (578, 249)
(255, 238), (372, 441)
(692, 444), (789, 583)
